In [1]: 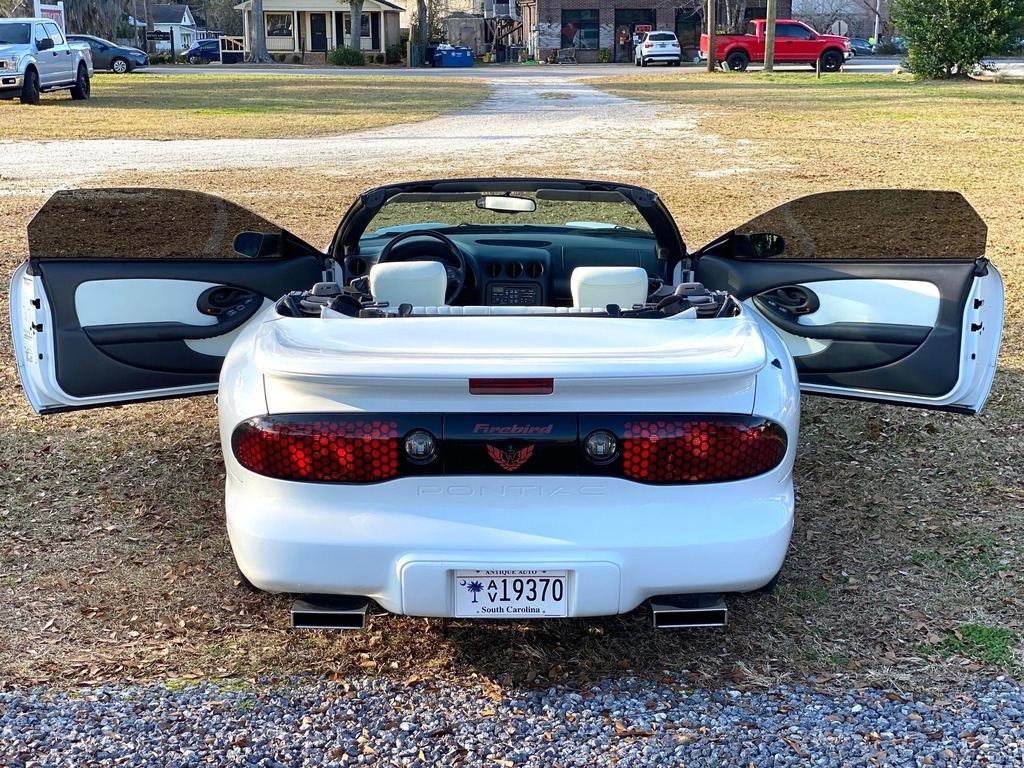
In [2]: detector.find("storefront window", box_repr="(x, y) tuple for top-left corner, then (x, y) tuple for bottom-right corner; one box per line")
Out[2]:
(561, 10), (599, 49)
(266, 13), (292, 36)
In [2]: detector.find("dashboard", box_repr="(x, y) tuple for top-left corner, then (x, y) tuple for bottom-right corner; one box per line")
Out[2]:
(340, 229), (666, 307)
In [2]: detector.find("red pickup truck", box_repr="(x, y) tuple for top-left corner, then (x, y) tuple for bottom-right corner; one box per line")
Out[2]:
(700, 19), (850, 72)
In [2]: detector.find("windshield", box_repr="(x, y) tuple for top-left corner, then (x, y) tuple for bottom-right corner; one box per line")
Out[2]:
(366, 191), (654, 237)
(0, 22), (31, 45)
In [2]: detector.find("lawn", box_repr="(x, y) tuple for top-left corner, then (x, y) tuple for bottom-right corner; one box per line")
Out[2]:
(0, 73), (490, 139)
(0, 71), (1021, 693)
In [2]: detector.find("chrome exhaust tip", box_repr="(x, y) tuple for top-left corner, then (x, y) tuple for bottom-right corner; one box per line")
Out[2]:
(291, 596), (369, 630)
(650, 594), (727, 629)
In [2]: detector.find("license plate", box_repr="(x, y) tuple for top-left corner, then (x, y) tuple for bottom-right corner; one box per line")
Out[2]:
(454, 570), (568, 617)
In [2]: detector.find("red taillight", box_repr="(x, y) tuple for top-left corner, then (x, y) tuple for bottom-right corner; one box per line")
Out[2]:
(620, 418), (786, 483)
(233, 417), (400, 482)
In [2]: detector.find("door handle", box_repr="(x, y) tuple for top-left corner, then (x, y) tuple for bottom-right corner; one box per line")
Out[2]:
(755, 285), (820, 317)
(82, 287), (264, 344)
(752, 289), (930, 343)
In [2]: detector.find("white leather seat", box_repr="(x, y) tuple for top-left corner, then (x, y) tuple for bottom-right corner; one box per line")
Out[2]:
(369, 261), (447, 308)
(570, 266), (649, 309)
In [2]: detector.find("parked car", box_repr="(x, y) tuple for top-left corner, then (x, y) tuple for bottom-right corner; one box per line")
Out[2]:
(185, 38), (220, 64)
(847, 37), (874, 56)
(701, 19), (850, 72)
(9, 181), (1004, 629)
(0, 17), (93, 103)
(66, 34), (148, 73)
(635, 30), (682, 66)
(873, 37), (907, 54)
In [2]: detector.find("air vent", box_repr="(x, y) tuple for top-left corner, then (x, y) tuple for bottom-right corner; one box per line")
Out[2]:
(506, 261), (524, 278)
(485, 261), (503, 278)
(526, 261), (544, 278)
(346, 256), (367, 277)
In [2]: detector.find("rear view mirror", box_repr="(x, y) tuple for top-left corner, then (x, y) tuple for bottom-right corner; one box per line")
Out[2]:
(476, 195), (537, 213)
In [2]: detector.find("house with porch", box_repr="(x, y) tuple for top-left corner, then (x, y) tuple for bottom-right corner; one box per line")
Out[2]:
(232, 0), (402, 61)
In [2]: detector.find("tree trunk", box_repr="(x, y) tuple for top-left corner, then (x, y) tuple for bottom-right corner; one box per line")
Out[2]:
(248, 0), (274, 62)
(143, 0), (152, 53)
(349, 0), (365, 52)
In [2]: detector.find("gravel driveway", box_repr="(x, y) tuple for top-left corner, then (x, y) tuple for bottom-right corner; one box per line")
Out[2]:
(2, 74), (1021, 766)
(0, 78), (737, 192)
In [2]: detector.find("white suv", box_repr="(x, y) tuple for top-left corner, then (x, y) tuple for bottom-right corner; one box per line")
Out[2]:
(635, 30), (682, 67)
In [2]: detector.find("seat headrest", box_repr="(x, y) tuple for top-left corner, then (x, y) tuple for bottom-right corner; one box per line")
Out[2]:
(570, 266), (649, 309)
(369, 261), (447, 309)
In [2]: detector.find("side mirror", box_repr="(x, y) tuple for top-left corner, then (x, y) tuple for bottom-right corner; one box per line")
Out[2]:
(37, 37), (55, 51)
(233, 231), (282, 258)
(744, 233), (786, 258)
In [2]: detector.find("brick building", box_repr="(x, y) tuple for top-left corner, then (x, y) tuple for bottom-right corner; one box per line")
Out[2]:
(514, 0), (792, 63)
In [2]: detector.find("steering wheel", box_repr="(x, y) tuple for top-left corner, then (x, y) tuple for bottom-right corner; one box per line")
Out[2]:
(377, 230), (467, 303)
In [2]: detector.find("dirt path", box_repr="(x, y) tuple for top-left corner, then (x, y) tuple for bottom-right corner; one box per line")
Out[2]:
(0, 79), (739, 191)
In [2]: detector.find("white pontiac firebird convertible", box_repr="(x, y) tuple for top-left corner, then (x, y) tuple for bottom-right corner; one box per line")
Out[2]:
(10, 179), (1004, 629)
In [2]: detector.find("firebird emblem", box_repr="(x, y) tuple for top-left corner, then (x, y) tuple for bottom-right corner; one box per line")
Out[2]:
(487, 444), (534, 472)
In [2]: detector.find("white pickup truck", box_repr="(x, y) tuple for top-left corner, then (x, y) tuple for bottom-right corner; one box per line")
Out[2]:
(0, 17), (93, 104)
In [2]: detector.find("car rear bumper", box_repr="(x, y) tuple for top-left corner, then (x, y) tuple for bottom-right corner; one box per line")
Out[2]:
(226, 470), (795, 617)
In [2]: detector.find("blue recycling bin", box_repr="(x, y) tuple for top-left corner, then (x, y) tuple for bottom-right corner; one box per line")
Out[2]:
(434, 47), (474, 67)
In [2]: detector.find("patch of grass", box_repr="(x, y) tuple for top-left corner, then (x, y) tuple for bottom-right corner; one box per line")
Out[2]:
(0, 75), (490, 140)
(941, 624), (1016, 667)
(205, 645), (232, 660)
(795, 588), (831, 603)
(910, 550), (943, 567)
(909, 534), (1013, 582)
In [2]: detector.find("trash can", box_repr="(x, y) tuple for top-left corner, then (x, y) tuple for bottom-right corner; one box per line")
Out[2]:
(509, 44), (525, 62)
(434, 46), (474, 67)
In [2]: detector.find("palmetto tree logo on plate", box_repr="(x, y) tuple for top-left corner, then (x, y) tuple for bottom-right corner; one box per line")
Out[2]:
(460, 579), (484, 603)
(487, 444), (534, 472)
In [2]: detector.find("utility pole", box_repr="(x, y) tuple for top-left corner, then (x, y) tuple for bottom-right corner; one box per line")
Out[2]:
(705, 0), (715, 72)
(763, 0), (777, 72)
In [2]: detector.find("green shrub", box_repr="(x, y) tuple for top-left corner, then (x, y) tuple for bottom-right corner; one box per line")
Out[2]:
(292, 53), (302, 64)
(892, 0), (1022, 78)
(374, 52), (385, 64)
(275, 53), (286, 62)
(385, 43), (405, 64)
(328, 46), (367, 66)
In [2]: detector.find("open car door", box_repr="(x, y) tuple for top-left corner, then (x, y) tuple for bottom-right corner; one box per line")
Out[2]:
(10, 188), (325, 414)
(691, 190), (1004, 414)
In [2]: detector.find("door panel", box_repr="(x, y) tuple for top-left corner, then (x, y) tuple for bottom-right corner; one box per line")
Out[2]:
(12, 189), (324, 414)
(692, 190), (1004, 414)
